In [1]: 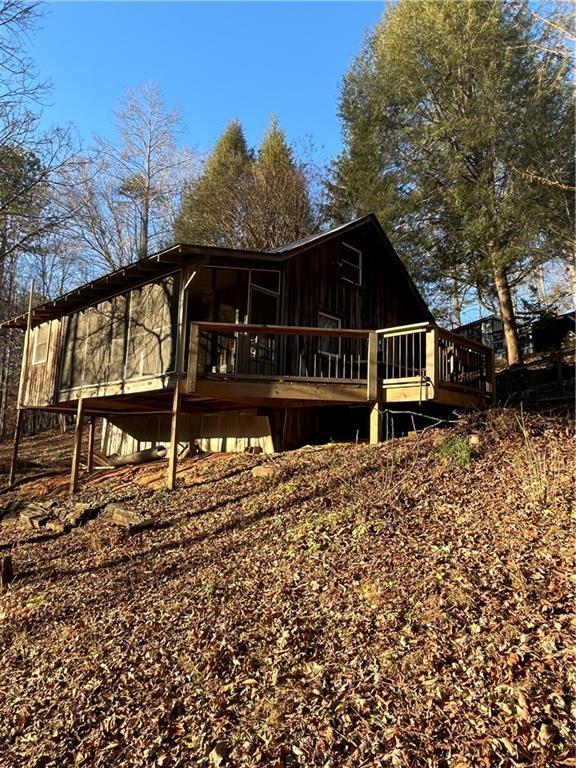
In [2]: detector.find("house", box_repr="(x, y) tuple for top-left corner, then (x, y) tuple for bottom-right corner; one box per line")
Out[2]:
(456, 311), (575, 359)
(2, 214), (494, 491)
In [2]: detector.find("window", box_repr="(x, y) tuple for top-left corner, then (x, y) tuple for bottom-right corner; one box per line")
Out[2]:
(318, 312), (341, 358)
(340, 243), (362, 286)
(32, 324), (50, 365)
(250, 270), (280, 294)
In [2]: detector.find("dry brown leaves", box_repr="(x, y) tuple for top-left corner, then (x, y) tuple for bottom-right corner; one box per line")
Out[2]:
(0, 409), (574, 767)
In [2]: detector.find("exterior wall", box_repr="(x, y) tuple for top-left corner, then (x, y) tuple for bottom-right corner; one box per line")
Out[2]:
(20, 225), (432, 409)
(102, 410), (274, 456)
(282, 230), (430, 330)
(23, 318), (62, 407)
(22, 276), (178, 407)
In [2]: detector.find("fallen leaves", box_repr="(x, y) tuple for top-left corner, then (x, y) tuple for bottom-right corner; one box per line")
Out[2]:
(0, 409), (573, 767)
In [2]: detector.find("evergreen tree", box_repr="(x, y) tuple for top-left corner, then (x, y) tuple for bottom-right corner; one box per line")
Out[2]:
(174, 120), (251, 247)
(245, 116), (315, 250)
(175, 117), (318, 250)
(328, 0), (573, 363)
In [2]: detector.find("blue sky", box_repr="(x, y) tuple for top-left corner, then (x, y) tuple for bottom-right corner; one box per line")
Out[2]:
(33, 1), (385, 164)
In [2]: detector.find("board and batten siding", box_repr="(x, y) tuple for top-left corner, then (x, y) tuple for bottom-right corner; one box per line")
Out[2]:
(23, 318), (62, 407)
(21, 276), (178, 407)
(282, 232), (430, 330)
(102, 410), (274, 456)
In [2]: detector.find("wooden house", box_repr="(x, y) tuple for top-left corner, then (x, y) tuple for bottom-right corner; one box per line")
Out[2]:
(456, 311), (575, 360)
(2, 215), (494, 491)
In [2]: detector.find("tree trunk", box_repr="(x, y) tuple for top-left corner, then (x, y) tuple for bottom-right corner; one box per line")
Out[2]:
(492, 259), (523, 366)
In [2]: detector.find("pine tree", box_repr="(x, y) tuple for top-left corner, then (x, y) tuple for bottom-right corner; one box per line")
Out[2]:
(244, 116), (315, 250)
(174, 120), (251, 247)
(175, 117), (318, 250)
(327, 0), (573, 364)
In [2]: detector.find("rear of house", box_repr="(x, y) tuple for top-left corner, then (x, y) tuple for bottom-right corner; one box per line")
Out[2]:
(3, 215), (494, 490)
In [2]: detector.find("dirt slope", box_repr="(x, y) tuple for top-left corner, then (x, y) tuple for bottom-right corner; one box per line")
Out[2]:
(0, 410), (573, 768)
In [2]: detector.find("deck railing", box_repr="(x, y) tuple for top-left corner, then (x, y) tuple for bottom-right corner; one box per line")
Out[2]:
(187, 322), (371, 387)
(186, 321), (494, 401)
(377, 322), (430, 382)
(437, 327), (492, 393)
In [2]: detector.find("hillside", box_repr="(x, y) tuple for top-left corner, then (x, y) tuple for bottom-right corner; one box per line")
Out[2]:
(0, 409), (573, 767)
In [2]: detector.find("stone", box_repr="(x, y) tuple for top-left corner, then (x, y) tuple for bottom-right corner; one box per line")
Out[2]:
(105, 503), (155, 533)
(46, 521), (67, 534)
(251, 466), (277, 480)
(126, 518), (155, 535)
(20, 511), (48, 529)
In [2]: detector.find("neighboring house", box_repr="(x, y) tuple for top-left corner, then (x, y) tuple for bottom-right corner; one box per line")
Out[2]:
(3, 214), (494, 491)
(456, 311), (575, 359)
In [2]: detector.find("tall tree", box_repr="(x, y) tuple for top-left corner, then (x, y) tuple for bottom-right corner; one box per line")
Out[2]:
(328, 0), (573, 364)
(244, 117), (315, 250)
(0, 1), (76, 287)
(64, 83), (195, 271)
(174, 120), (252, 247)
(0, 1), (78, 438)
(175, 117), (319, 250)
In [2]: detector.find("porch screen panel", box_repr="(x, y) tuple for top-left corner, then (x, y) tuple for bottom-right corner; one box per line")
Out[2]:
(84, 303), (114, 385)
(60, 312), (88, 390)
(109, 295), (128, 381)
(126, 278), (174, 379)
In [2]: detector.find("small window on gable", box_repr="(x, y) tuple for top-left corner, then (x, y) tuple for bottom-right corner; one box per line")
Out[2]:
(32, 324), (50, 365)
(341, 243), (362, 286)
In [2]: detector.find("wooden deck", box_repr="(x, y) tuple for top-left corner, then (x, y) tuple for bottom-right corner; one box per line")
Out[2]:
(9, 319), (493, 493)
(185, 321), (495, 416)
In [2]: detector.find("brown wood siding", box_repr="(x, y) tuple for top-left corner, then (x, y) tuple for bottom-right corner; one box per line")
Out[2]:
(23, 318), (62, 407)
(282, 231), (429, 330)
(23, 276), (178, 406)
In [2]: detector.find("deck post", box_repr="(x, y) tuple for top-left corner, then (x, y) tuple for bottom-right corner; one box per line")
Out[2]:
(369, 401), (382, 445)
(186, 323), (199, 392)
(9, 281), (35, 486)
(367, 331), (378, 401)
(426, 326), (438, 398)
(167, 383), (181, 490)
(86, 416), (96, 473)
(8, 408), (23, 486)
(70, 397), (85, 495)
(176, 267), (194, 375)
(488, 350), (497, 403)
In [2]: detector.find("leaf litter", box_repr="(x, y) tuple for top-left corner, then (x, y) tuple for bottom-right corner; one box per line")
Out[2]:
(0, 408), (573, 767)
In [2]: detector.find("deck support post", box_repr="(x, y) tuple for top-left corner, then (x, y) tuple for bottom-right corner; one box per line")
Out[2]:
(425, 326), (438, 399)
(367, 331), (378, 402)
(186, 323), (199, 392)
(8, 408), (24, 486)
(167, 384), (181, 491)
(10, 280), (34, 486)
(369, 401), (382, 445)
(86, 416), (96, 473)
(70, 398), (85, 495)
(176, 267), (194, 376)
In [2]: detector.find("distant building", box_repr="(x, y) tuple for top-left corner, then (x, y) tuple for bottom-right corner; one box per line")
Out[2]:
(456, 312), (575, 359)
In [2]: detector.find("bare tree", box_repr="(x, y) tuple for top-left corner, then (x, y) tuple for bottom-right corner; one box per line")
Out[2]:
(64, 83), (198, 272)
(0, 1), (81, 438)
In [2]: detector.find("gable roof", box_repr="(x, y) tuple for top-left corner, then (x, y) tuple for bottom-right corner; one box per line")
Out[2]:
(271, 214), (432, 320)
(269, 218), (370, 254)
(1, 214), (432, 329)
